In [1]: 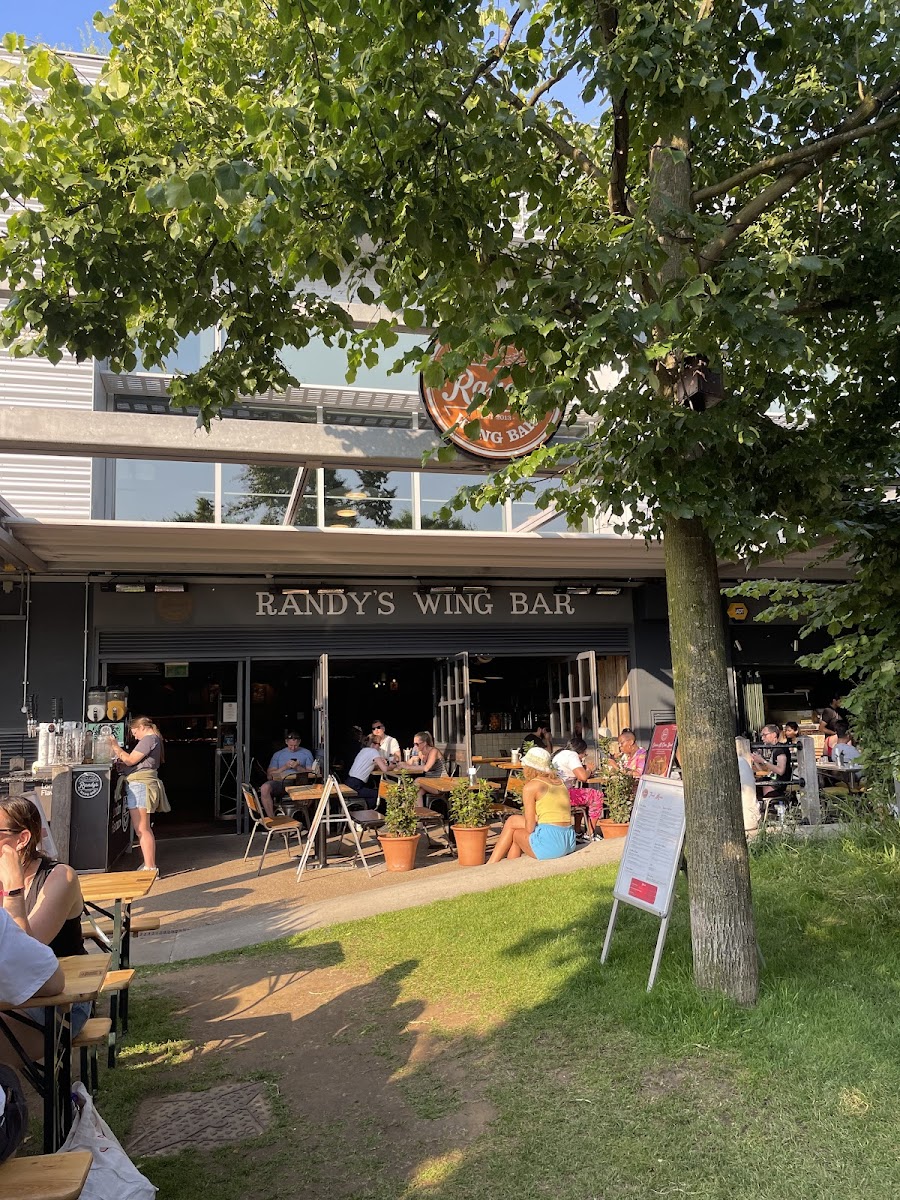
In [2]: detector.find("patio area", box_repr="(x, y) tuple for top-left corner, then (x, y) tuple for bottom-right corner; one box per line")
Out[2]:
(127, 828), (626, 965)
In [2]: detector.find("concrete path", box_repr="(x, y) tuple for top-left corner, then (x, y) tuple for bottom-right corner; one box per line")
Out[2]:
(134, 838), (625, 966)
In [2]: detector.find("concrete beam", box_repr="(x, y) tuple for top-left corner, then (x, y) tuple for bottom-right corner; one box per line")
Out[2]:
(0, 404), (464, 471)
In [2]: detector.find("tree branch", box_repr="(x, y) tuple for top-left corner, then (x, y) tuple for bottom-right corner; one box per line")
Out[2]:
(458, 7), (524, 109)
(699, 80), (900, 271)
(694, 110), (900, 203)
(527, 54), (581, 106)
(486, 76), (606, 181)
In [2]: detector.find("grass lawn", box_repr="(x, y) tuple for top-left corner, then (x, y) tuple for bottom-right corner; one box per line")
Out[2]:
(92, 823), (900, 1199)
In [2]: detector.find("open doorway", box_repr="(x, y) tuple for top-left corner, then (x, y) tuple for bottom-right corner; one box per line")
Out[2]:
(104, 660), (238, 837)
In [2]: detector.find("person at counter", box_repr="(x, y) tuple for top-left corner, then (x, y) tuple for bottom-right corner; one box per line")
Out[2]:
(260, 733), (314, 818)
(0, 798), (91, 1038)
(109, 716), (169, 873)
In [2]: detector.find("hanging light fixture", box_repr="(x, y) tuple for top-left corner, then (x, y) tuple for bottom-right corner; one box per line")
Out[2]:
(344, 490), (367, 501)
(335, 506), (357, 518)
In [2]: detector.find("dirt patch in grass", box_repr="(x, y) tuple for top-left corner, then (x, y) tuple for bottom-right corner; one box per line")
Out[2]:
(137, 949), (496, 1197)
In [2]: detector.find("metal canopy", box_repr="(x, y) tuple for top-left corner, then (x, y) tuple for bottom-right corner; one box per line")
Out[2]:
(1, 515), (849, 581)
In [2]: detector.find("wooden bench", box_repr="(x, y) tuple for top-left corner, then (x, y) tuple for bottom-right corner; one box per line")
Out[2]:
(72, 1016), (112, 1096)
(99, 969), (135, 1067)
(0, 1149), (92, 1200)
(81, 913), (160, 941)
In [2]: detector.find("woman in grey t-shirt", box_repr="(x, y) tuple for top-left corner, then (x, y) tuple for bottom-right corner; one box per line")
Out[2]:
(109, 716), (167, 872)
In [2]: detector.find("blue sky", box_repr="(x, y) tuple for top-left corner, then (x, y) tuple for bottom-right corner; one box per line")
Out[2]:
(4, 2), (111, 49)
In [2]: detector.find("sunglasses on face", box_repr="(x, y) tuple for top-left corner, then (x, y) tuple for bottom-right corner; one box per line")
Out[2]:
(372, 725), (384, 731)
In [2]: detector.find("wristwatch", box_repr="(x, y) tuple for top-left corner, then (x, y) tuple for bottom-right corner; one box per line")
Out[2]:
(1, 886), (24, 898)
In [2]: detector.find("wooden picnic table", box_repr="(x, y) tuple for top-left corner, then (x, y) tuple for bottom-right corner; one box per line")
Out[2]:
(0, 954), (110, 1153)
(286, 781), (359, 867)
(0, 1149), (93, 1200)
(79, 869), (158, 970)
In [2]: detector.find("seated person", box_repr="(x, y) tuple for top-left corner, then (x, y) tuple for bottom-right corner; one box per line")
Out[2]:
(0, 889), (66, 1072)
(610, 729), (647, 778)
(399, 731), (445, 806)
(822, 724), (863, 791)
(260, 733), (314, 818)
(345, 735), (391, 806)
(521, 723), (553, 755)
(783, 721), (800, 745)
(751, 723), (792, 809)
(553, 738), (603, 833)
(370, 721), (400, 764)
(0, 799), (91, 1046)
(488, 747), (576, 864)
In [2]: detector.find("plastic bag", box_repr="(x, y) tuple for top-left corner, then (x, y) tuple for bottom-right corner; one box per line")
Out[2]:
(60, 1083), (157, 1199)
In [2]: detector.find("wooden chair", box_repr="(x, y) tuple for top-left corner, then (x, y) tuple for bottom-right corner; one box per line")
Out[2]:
(242, 784), (305, 875)
(73, 1016), (112, 1096)
(0, 1150), (93, 1200)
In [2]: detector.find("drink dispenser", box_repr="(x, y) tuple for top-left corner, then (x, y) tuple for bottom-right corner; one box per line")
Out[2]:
(86, 689), (107, 722)
(106, 689), (127, 721)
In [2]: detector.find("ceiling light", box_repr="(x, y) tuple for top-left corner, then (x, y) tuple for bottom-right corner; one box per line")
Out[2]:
(101, 581), (148, 593)
(280, 587), (310, 596)
(154, 582), (187, 593)
(335, 507), (357, 518)
(461, 585), (490, 595)
(327, 523), (351, 529)
(317, 587), (346, 596)
(594, 587), (621, 596)
(344, 490), (367, 501)
(557, 585), (592, 596)
(469, 677), (486, 684)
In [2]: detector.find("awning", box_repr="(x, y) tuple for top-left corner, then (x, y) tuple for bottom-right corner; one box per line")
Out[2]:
(1, 516), (848, 582)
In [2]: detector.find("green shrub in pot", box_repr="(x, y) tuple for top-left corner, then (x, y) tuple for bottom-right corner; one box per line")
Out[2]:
(449, 776), (494, 828)
(383, 770), (418, 837)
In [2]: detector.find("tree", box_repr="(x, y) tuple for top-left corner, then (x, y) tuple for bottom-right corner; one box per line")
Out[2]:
(1, 3), (899, 1003)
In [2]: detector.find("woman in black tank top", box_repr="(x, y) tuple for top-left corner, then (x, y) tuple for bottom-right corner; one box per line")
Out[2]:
(0, 796), (86, 957)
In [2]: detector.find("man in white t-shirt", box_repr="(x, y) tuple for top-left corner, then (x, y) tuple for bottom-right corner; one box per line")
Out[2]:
(370, 721), (400, 763)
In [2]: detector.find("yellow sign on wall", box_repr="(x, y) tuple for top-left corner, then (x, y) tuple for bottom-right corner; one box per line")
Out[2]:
(726, 601), (749, 621)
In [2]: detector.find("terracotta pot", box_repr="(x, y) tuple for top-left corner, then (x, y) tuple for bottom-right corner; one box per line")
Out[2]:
(378, 833), (420, 872)
(596, 818), (630, 839)
(453, 825), (489, 867)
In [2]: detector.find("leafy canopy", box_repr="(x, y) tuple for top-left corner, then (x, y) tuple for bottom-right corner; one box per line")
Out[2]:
(1, 0), (898, 552)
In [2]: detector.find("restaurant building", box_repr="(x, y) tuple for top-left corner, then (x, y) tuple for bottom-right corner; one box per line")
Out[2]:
(0, 53), (846, 833)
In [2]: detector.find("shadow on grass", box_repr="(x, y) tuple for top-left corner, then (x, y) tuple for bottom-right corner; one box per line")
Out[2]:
(94, 827), (900, 1200)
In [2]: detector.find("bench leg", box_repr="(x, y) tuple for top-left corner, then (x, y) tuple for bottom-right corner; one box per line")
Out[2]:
(107, 993), (119, 1070)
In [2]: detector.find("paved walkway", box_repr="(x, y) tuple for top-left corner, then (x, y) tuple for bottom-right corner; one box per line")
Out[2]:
(133, 835), (626, 965)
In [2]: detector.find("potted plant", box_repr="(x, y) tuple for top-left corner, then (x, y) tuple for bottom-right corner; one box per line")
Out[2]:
(596, 769), (637, 839)
(449, 776), (494, 866)
(378, 770), (419, 871)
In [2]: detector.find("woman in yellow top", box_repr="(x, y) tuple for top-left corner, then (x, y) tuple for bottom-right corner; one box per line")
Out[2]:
(488, 747), (576, 864)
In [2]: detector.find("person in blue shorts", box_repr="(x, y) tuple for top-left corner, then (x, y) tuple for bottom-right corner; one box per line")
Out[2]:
(487, 747), (576, 863)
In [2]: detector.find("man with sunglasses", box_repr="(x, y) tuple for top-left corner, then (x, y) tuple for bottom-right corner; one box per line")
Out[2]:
(370, 721), (400, 764)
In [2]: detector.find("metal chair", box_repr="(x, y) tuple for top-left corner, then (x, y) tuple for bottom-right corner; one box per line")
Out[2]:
(241, 784), (305, 875)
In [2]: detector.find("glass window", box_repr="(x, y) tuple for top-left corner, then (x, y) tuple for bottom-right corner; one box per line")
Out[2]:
(131, 329), (216, 374)
(114, 460), (215, 522)
(510, 478), (588, 532)
(322, 469), (412, 529)
(280, 332), (425, 390)
(419, 473), (504, 531)
(221, 464), (317, 526)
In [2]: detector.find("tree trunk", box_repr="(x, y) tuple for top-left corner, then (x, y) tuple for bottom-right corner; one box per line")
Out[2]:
(663, 514), (759, 1005)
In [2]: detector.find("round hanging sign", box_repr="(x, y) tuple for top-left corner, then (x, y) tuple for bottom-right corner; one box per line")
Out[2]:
(419, 344), (562, 461)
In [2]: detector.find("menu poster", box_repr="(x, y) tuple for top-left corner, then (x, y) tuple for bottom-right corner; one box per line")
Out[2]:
(644, 722), (678, 778)
(612, 775), (685, 919)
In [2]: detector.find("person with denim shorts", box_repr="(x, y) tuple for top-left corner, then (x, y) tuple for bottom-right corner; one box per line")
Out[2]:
(488, 747), (576, 864)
